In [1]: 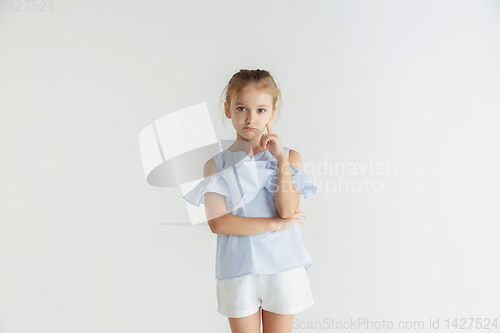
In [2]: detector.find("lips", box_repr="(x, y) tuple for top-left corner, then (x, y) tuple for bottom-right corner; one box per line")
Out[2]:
(244, 127), (257, 130)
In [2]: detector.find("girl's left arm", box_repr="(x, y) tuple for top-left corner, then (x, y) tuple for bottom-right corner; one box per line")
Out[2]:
(274, 149), (301, 218)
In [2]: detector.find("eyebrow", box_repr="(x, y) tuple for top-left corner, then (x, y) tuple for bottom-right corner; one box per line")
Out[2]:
(235, 103), (270, 107)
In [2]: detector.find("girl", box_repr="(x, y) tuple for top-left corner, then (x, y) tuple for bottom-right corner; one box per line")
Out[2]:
(183, 69), (318, 333)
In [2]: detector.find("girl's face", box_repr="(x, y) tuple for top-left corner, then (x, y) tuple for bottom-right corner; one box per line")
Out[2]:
(225, 85), (276, 143)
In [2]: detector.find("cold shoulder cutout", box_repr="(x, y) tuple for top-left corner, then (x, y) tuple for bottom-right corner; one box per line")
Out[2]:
(184, 148), (318, 209)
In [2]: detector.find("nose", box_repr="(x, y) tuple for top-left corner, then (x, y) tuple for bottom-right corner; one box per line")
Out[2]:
(246, 110), (256, 123)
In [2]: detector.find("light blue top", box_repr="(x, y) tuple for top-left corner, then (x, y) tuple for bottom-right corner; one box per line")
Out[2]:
(183, 147), (319, 279)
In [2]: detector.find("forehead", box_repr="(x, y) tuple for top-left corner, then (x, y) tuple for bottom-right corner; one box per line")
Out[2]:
(233, 87), (273, 106)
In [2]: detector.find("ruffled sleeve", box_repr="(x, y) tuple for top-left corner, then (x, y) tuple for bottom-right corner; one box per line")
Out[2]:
(289, 166), (318, 199)
(183, 153), (318, 210)
(183, 175), (230, 207)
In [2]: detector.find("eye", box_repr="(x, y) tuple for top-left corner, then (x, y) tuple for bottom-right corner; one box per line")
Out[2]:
(236, 107), (266, 113)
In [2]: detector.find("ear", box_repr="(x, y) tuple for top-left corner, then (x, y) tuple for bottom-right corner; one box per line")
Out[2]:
(224, 102), (230, 118)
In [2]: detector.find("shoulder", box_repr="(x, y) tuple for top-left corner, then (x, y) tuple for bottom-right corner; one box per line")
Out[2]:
(287, 149), (302, 169)
(203, 158), (219, 178)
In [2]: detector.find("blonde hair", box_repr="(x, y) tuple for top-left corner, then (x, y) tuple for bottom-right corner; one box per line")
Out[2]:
(218, 69), (283, 130)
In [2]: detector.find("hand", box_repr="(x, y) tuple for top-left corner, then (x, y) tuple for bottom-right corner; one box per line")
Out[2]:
(273, 207), (307, 231)
(260, 122), (286, 159)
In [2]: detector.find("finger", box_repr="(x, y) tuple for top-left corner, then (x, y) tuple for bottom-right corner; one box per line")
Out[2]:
(260, 134), (266, 147)
(266, 122), (274, 135)
(263, 136), (272, 149)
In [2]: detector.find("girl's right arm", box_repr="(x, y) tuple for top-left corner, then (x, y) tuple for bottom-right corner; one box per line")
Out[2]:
(203, 159), (306, 236)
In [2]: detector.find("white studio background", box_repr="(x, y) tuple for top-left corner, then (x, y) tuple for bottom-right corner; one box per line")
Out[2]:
(1, 0), (500, 332)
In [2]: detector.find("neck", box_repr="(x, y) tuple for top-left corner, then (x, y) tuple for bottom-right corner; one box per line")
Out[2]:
(232, 134), (263, 153)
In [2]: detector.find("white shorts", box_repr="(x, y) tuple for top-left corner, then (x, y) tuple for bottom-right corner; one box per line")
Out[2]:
(216, 265), (314, 318)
